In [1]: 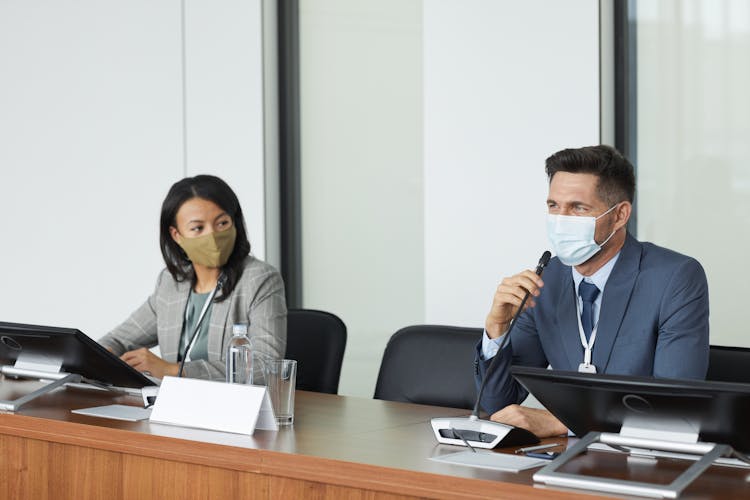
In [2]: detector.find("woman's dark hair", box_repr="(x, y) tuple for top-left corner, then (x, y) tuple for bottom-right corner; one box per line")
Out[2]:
(545, 145), (636, 206)
(159, 175), (251, 302)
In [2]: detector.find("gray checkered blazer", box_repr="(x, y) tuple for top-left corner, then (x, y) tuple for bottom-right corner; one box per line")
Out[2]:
(99, 256), (287, 382)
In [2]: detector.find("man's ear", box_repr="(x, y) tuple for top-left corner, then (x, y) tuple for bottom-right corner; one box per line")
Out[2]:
(614, 202), (632, 230)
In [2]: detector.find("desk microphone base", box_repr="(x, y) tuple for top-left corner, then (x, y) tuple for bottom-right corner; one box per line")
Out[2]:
(431, 416), (540, 449)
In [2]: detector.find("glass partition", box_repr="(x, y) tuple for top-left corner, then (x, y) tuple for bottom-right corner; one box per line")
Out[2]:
(635, 0), (750, 347)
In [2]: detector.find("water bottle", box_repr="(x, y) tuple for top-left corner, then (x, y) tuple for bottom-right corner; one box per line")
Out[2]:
(226, 323), (253, 384)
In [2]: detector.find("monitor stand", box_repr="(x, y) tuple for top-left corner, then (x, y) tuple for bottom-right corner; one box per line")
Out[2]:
(533, 423), (732, 499)
(0, 351), (82, 411)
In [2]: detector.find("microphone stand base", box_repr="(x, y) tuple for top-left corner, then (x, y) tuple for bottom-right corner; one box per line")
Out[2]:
(431, 416), (539, 449)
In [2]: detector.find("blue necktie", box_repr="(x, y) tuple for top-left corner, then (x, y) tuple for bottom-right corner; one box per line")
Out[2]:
(578, 281), (600, 341)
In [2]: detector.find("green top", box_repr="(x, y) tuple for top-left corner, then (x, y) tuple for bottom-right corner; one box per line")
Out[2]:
(179, 290), (213, 361)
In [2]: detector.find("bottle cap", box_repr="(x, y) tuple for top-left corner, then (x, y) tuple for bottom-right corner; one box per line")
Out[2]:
(232, 323), (249, 336)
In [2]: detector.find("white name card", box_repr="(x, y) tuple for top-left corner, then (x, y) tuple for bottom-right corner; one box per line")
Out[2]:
(149, 376), (278, 434)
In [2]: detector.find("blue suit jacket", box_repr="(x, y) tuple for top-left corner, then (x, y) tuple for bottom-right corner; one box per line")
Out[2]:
(476, 234), (710, 415)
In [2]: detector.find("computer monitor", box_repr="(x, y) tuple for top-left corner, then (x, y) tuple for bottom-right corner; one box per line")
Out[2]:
(0, 321), (156, 389)
(511, 365), (750, 453)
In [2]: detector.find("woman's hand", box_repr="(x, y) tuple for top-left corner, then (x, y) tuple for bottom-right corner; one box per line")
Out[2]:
(120, 348), (179, 379)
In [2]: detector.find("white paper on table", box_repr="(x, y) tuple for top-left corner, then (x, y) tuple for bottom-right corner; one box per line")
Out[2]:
(430, 450), (548, 472)
(149, 376), (278, 434)
(72, 404), (152, 422)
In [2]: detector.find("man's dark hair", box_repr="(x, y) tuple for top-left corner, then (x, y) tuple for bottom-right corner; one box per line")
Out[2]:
(545, 145), (635, 205)
(159, 174), (252, 302)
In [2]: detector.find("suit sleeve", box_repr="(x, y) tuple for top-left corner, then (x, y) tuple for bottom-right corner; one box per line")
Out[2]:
(99, 272), (163, 355)
(653, 258), (710, 379)
(181, 267), (287, 382)
(474, 308), (549, 415)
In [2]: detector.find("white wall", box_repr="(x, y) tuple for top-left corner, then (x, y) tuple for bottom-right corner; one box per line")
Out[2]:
(299, 0), (425, 398)
(423, 0), (601, 326)
(300, 0), (602, 397)
(0, 1), (273, 339)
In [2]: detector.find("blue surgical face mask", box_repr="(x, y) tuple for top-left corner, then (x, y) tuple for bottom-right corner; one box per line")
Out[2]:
(546, 205), (618, 266)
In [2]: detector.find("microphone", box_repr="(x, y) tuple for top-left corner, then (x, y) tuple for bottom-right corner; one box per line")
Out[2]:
(431, 251), (552, 449)
(177, 273), (227, 378)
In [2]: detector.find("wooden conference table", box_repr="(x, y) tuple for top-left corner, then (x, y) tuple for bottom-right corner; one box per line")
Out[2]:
(0, 378), (748, 499)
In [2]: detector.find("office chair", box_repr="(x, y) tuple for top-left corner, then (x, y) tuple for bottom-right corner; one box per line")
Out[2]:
(707, 344), (750, 384)
(285, 309), (347, 394)
(374, 325), (482, 410)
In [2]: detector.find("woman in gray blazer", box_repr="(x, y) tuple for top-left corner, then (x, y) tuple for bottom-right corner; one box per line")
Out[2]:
(99, 175), (287, 382)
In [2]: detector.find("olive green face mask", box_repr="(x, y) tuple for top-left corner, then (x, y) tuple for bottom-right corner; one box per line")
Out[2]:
(177, 226), (237, 268)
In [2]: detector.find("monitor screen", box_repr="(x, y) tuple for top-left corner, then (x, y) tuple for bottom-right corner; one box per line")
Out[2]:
(0, 321), (156, 389)
(511, 366), (750, 452)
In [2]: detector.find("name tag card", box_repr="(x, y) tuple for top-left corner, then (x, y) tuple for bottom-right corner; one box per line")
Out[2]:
(149, 376), (278, 434)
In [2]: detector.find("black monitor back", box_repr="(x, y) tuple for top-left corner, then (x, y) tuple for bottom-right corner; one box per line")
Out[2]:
(511, 366), (750, 453)
(0, 321), (155, 389)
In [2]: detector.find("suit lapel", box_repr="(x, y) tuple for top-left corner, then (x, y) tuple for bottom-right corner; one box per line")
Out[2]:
(162, 279), (191, 362)
(593, 234), (642, 371)
(556, 269), (583, 369)
(207, 295), (231, 358)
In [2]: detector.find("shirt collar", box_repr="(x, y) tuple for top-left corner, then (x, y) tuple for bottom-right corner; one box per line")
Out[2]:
(572, 251), (621, 295)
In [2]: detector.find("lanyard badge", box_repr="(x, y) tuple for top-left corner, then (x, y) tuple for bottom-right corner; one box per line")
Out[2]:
(575, 300), (598, 374)
(578, 362), (597, 374)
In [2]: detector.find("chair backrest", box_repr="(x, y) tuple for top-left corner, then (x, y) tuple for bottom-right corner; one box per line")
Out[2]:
(374, 325), (482, 410)
(707, 345), (750, 383)
(284, 309), (347, 394)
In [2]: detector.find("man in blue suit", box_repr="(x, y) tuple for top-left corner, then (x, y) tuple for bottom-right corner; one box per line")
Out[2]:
(477, 145), (709, 438)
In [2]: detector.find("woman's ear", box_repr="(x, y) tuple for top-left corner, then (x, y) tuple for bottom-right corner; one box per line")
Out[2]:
(169, 226), (181, 244)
